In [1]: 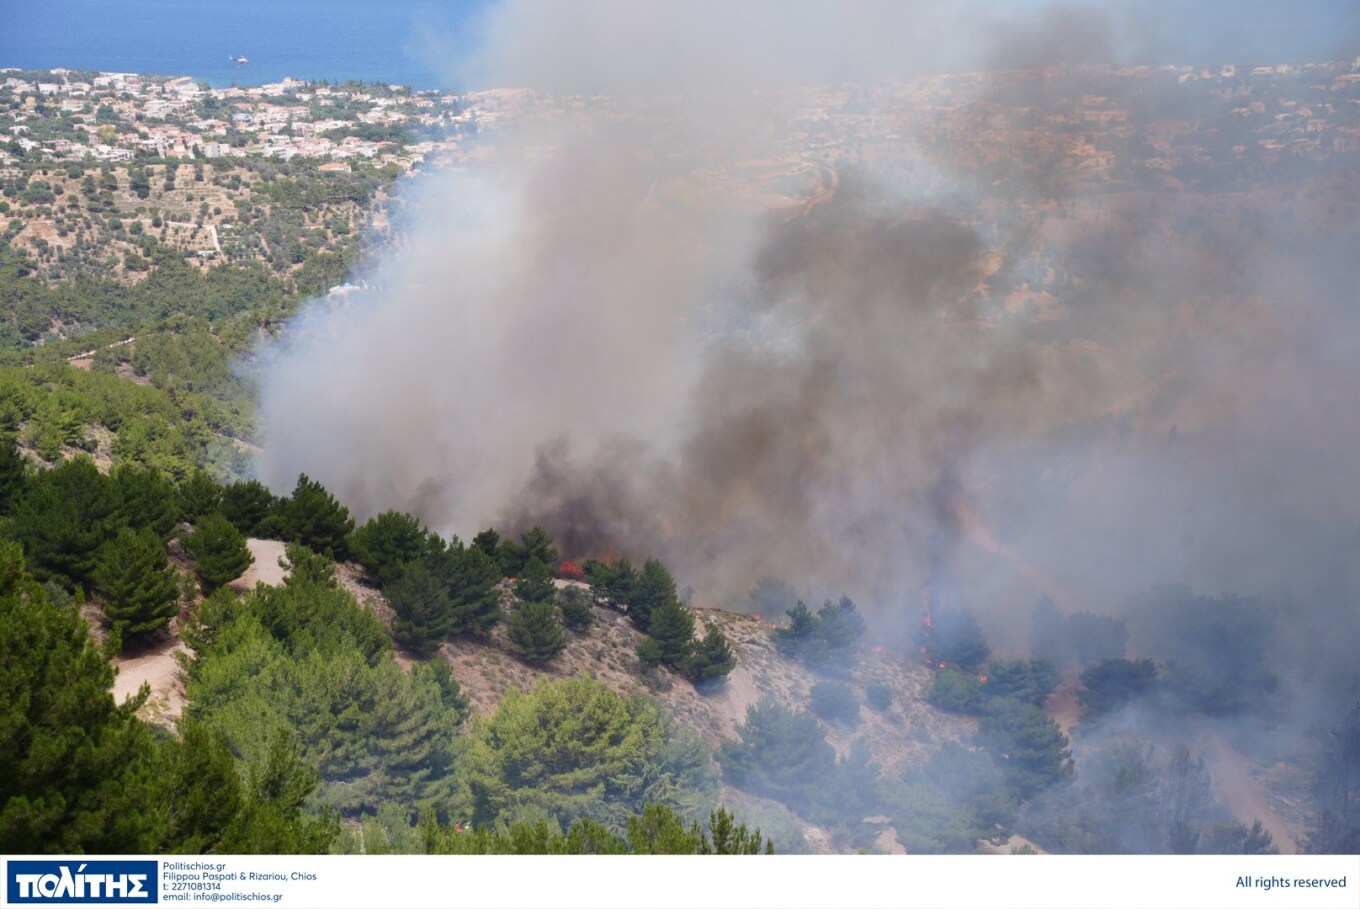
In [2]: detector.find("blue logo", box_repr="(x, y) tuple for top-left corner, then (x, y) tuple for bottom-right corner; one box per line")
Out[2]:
(7, 861), (158, 904)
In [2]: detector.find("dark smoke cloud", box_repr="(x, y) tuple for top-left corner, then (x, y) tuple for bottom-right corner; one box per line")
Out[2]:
(254, 0), (1360, 851)
(258, 2), (1357, 635)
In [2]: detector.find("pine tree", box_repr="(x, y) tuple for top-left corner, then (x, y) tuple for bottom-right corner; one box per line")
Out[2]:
(719, 698), (837, 814)
(351, 510), (430, 587)
(507, 601), (567, 664)
(111, 463), (181, 541)
(648, 600), (696, 667)
(179, 469), (223, 522)
(221, 479), (278, 536)
(816, 596), (865, 665)
(630, 558), (678, 631)
(280, 542), (337, 590)
(10, 455), (118, 588)
(387, 559), (456, 654)
(979, 699), (1073, 798)
(281, 474), (354, 559)
(925, 606), (991, 672)
(1, 549), (163, 851)
(185, 512), (254, 593)
(471, 528), (500, 560)
(686, 623), (736, 684)
(0, 435), (27, 516)
(95, 527), (180, 644)
(513, 555), (556, 603)
(448, 547), (503, 636)
(585, 557), (637, 607)
(498, 525), (557, 577)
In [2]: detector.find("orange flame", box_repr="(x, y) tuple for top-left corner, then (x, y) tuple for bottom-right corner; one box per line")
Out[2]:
(556, 560), (584, 581)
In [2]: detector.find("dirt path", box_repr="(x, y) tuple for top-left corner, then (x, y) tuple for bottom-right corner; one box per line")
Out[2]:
(1046, 674), (1085, 737)
(1199, 731), (1301, 853)
(229, 538), (290, 591)
(707, 663), (765, 739)
(108, 539), (289, 725)
(111, 639), (188, 725)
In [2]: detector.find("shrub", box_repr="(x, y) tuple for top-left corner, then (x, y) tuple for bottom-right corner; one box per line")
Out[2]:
(809, 681), (860, 725)
(866, 683), (894, 712)
(929, 668), (986, 715)
(637, 637), (663, 668)
(558, 586), (594, 632)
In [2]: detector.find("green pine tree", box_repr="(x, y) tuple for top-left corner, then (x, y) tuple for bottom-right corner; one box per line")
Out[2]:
(498, 525), (557, 577)
(221, 479), (278, 536)
(351, 510), (430, 587)
(281, 474), (354, 559)
(387, 559), (456, 654)
(507, 601), (567, 664)
(448, 546), (503, 636)
(179, 469), (223, 523)
(111, 463), (181, 541)
(630, 558), (677, 631)
(1, 547), (162, 851)
(647, 600), (696, 667)
(185, 511), (254, 594)
(686, 623), (736, 684)
(636, 636), (663, 667)
(10, 455), (118, 588)
(280, 542), (337, 590)
(95, 526), (180, 644)
(0, 436), (27, 516)
(513, 555), (556, 603)
(471, 528), (500, 560)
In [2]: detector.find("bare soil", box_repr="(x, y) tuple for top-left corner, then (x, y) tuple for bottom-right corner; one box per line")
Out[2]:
(111, 637), (188, 726)
(229, 538), (290, 591)
(1199, 731), (1302, 854)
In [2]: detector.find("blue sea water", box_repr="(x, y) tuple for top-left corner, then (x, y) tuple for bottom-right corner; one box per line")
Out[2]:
(0, 0), (488, 90)
(2, 1), (1358, 92)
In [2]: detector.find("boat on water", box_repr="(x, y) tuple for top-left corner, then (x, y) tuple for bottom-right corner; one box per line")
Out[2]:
(228, 54), (248, 64)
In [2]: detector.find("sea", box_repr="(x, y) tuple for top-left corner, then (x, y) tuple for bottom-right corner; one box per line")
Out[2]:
(0, 0), (488, 91)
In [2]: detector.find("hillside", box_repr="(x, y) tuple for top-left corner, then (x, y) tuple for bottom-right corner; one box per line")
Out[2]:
(313, 557), (972, 852)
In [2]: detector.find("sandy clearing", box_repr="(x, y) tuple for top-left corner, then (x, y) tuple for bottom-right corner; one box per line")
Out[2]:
(229, 538), (290, 591)
(1046, 674), (1085, 737)
(111, 638), (188, 725)
(707, 664), (765, 739)
(1199, 731), (1301, 854)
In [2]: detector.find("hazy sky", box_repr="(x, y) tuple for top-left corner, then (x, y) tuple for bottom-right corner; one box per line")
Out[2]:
(1, 1), (1357, 90)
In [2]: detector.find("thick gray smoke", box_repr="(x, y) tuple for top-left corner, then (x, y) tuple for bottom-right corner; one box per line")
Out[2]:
(255, 0), (1360, 852)
(258, 2), (1358, 635)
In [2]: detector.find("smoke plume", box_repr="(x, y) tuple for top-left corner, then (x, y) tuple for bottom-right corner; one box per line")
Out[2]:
(256, 0), (1360, 670)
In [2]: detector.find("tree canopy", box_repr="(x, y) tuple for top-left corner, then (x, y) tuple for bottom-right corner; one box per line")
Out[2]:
(456, 676), (717, 830)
